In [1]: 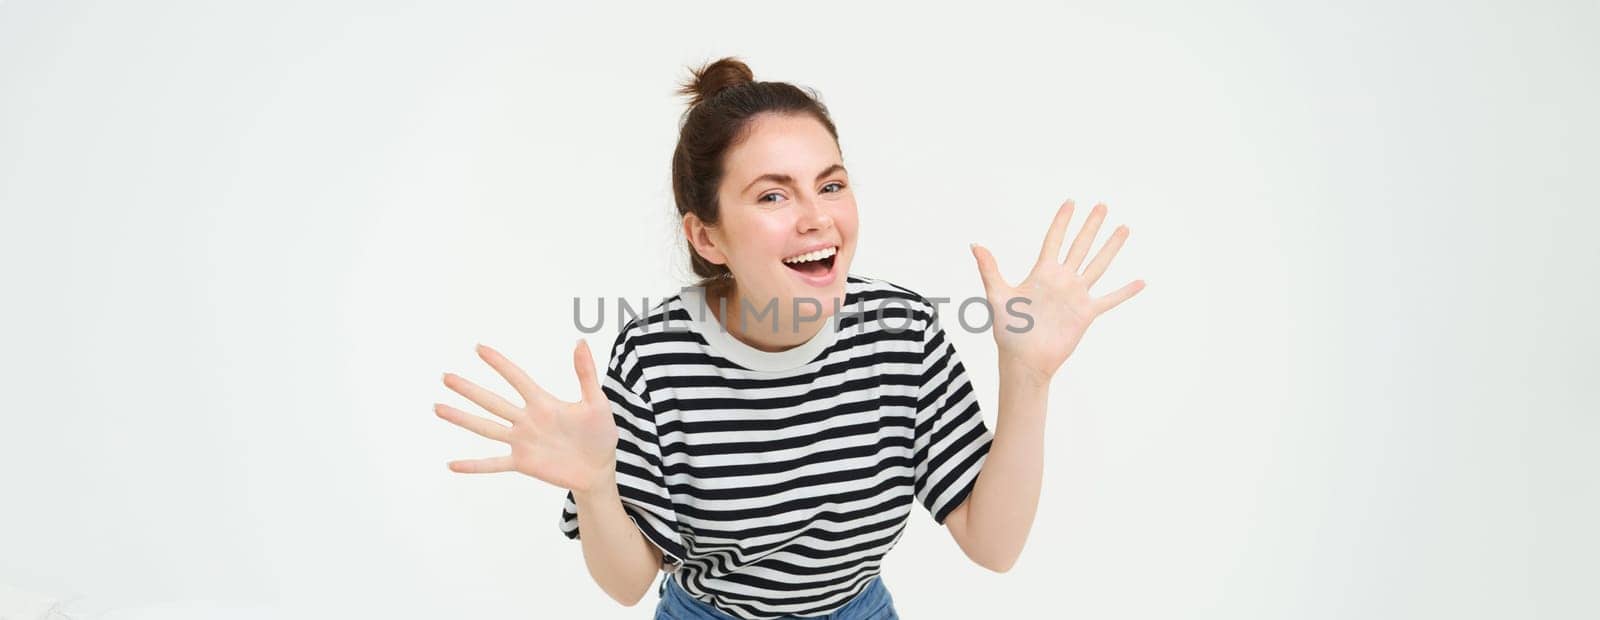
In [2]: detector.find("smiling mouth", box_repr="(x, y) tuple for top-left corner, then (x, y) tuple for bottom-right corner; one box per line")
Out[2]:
(782, 246), (837, 278)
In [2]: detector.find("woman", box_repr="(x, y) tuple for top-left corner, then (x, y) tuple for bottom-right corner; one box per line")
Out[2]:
(434, 57), (1145, 619)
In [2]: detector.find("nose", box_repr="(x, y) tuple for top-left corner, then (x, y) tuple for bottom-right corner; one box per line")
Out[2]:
(796, 195), (834, 233)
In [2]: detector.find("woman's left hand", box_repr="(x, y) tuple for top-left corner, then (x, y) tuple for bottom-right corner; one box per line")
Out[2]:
(970, 200), (1145, 385)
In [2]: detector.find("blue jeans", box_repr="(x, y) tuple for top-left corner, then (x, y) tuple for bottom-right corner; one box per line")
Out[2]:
(653, 572), (900, 620)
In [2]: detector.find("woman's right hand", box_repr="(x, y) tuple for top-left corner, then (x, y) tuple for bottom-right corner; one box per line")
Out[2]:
(435, 340), (619, 494)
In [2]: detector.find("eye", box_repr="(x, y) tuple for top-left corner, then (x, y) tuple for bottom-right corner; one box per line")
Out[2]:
(821, 181), (845, 193)
(758, 192), (784, 204)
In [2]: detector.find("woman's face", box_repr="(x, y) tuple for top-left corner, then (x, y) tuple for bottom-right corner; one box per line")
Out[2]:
(690, 112), (859, 334)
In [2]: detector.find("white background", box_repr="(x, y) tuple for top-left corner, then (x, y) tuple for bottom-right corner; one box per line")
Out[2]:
(2, 1), (1596, 618)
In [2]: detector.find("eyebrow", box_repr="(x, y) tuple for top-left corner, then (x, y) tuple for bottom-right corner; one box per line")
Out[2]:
(741, 164), (848, 194)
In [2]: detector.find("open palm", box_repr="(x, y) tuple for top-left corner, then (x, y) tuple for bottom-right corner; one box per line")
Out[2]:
(435, 340), (618, 493)
(970, 200), (1145, 383)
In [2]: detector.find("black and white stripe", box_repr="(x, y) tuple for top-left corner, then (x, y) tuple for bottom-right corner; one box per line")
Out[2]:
(560, 274), (992, 619)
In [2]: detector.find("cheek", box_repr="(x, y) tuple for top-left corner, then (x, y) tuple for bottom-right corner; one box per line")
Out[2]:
(725, 215), (794, 262)
(836, 201), (861, 239)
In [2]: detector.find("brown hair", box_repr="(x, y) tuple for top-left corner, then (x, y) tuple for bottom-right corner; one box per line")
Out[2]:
(672, 57), (840, 298)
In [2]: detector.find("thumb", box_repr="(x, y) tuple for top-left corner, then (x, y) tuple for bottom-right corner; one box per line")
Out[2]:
(970, 243), (1005, 294)
(572, 338), (606, 404)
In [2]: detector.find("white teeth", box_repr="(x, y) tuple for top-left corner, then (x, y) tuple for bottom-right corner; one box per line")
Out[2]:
(782, 246), (837, 264)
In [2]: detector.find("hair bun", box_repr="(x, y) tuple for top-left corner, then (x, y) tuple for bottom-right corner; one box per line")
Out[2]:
(679, 57), (755, 106)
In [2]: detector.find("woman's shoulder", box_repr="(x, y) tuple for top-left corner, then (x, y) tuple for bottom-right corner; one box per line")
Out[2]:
(843, 274), (951, 333)
(844, 273), (939, 313)
(606, 290), (690, 355)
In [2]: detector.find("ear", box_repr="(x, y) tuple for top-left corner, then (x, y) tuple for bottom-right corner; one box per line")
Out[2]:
(682, 213), (728, 266)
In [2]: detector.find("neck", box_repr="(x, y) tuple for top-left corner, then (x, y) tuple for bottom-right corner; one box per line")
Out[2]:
(708, 285), (826, 352)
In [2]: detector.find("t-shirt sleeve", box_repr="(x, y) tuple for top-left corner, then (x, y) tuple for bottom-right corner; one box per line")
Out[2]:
(557, 332), (686, 571)
(913, 302), (995, 525)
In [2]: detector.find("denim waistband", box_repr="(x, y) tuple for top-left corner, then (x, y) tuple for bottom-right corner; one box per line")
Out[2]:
(655, 572), (897, 620)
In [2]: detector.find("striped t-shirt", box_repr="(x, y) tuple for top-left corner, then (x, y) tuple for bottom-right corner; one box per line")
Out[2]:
(559, 274), (993, 619)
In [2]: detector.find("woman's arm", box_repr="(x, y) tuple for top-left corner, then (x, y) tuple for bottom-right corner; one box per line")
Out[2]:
(946, 200), (1145, 572)
(943, 361), (1049, 572)
(572, 470), (665, 606)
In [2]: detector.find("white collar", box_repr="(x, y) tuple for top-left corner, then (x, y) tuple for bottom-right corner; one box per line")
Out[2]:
(677, 285), (839, 372)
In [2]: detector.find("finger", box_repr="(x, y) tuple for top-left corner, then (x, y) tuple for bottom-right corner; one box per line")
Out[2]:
(1035, 199), (1075, 267)
(1063, 203), (1107, 272)
(434, 402), (510, 442)
(476, 343), (553, 409)
(1081, 225), (1130, 287)
(572, 339), (607, 405)
(442, 372), (523, 422)
(970, 243), (1009, 295)
(1091, 279), (1147, 316)
(447, 455), (515, 474)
